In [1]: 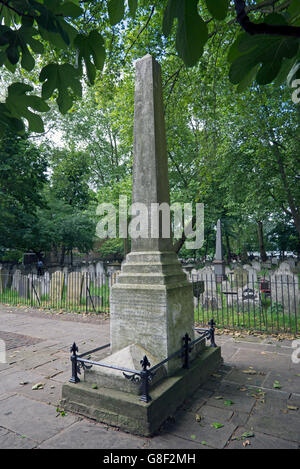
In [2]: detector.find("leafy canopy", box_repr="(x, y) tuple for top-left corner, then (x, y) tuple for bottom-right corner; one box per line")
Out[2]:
(1, 0), (300, 135)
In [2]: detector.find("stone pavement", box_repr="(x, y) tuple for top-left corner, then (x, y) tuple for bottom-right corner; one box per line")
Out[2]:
(0, 304), (299, 449)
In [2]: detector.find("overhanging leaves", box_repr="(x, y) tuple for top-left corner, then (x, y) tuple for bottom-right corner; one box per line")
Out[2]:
(0, 25), (44, 71)
(229, 16), (299, 86)
(74, 31), (106, 84)
(5, 83), (49, 133)
(163, 0), (208, 67)
(39, 63), (82, 114)
(205, 0), (229, 21)
(108, 0), (125, 26)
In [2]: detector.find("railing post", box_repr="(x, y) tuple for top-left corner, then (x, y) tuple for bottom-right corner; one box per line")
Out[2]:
(69, 342), (80, 383)
(140, 355), (151, 403)
(182, 332), (191, 369)
(208, 318), (217, 347)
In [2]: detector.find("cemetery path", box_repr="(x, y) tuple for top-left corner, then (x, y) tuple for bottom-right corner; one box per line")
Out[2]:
(0, 305), (299, 449)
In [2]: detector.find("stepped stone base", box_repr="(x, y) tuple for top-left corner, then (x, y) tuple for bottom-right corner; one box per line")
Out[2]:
(61, 345), (222, 436)
(110, 251), (195, 374)
(84, 337), (206, 395)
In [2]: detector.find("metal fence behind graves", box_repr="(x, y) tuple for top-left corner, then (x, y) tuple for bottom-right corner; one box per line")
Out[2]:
(191, 272), (299, 335)
(0, 269), (299, 334)
(0, 270), (113, 314)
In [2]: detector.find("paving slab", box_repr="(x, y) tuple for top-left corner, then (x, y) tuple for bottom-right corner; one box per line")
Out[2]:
(226, 348), (292, 372)
(0, 429), (37, 449)
(0, 367), (46, 394)
(38, 421), (146, 449)
(146, 433), (210, 449)
(207, 382), (256, 414)
(159, 408), (236, 449)
(226, 426), (299, 449)
(17, 379), (62, 406)
(0, 394), (78, 443)
(0, 304), (299, 449)
(247, 399), (300, 442)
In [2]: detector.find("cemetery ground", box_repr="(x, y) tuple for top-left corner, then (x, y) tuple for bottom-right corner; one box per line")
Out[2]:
(0, 304), (300, 450)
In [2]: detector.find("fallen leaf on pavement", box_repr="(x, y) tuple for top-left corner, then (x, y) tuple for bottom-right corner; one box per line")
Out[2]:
(32, 383), (44, 390)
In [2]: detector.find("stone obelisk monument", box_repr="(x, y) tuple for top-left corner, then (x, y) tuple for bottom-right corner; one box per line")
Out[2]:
(213, 219), (226, 282)
(110, 55), (194, 373)
(61, 55), (221, 436)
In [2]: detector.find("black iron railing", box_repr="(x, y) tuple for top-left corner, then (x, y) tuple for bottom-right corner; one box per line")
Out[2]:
(68, 322), (217, 403)
(0, 269), (299, 334)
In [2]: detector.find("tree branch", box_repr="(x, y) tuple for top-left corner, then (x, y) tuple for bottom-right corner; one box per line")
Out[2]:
(234, 0), (300, 37)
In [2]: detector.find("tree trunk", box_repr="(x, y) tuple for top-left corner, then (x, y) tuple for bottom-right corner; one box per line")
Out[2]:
(257, 221), (267, 262)
(60, 246), (65, 266)
(225, 232), (232, 265)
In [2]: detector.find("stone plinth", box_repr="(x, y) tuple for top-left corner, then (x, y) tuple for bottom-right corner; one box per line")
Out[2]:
(110, 251), (194, 374)
(62, 345), (221, 436)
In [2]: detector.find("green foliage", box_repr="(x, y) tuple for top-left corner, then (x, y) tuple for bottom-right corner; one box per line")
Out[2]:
(229, 15), (299, 87)
(108, 0), (125, 26)
(2, 0), (300, 135)
(74, 31), (106, 84)
(39, 63), (82, 114)
(205, 0), (229, 21)
(163, 0), (208, 67)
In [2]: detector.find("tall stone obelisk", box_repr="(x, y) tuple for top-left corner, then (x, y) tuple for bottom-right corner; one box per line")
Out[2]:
(62, 55), (222, 436)
(110, 55), (194, 373)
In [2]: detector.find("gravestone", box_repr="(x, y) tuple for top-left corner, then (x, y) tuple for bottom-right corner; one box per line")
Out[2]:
(12, 270), (22, 291)
(213, 219), (226, 282)
(286, 258), (296, 269)
(18, 276), (29, 299)
(95, 261), (105, 276)
(251, 261), (261, 271)
(233, 267), (248, 287)
(270, 267), (299, 315)
(49, 271), (64, 304)
(88, 264), (95, 281)
(277, 262), (294, 274)
(62, 54), (221, 436)
(67, 271), (82, 305)
(243, 264), (258, 285)
(0, 267), (10, 293)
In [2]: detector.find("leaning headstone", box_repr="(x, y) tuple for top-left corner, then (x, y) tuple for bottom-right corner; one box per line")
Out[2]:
(49, 271), (65, 304)
(67, 271), (82, 305)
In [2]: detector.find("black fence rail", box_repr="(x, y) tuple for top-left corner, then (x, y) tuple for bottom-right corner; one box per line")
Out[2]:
(0, 269), (299, 334)
(191, 272), (300, 335)
(69, 322), (217, 403)
(0, 271), (113, 314)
